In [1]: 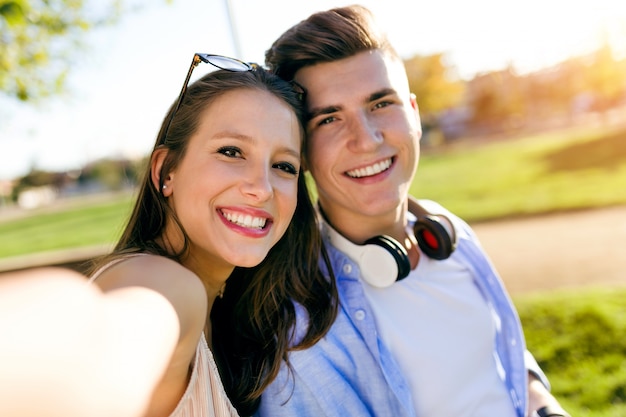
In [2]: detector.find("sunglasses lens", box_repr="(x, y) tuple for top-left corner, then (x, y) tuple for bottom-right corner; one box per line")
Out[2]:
(207, 55), (251, 72)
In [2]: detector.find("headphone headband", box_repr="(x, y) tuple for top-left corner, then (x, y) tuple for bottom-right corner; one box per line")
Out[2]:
(321, 205), (457, 288)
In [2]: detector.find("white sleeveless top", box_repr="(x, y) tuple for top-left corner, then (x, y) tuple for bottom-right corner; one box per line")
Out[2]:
(170, 331), (239, 417)
(90, 255), (239, 417)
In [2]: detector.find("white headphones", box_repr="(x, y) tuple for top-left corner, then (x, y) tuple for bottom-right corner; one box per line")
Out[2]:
(321, 210), (456, 288)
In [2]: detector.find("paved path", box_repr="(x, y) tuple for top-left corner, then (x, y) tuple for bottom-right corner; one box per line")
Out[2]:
(471, 205), (626, 295)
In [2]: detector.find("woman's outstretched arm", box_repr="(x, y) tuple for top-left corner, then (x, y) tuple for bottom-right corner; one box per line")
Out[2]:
(0, 267), (180, 417)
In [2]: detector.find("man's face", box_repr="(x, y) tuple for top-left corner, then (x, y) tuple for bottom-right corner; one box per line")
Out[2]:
(295, 50), (422, 236)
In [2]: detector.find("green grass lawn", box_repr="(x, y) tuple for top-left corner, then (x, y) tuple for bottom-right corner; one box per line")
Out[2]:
(0, 194), (133, 259)
(414, 124), (626, 222)
(516, 286), (626, 417)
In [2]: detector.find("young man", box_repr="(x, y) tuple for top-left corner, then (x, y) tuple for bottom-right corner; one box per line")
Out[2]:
(257, 5), (570, 417)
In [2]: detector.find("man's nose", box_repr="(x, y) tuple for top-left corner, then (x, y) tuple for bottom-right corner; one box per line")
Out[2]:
(347, 113), (383, 152)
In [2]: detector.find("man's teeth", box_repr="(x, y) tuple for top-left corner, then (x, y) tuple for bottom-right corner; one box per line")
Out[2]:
(223, 212), (267, 229)
(346, 158), (392, 178)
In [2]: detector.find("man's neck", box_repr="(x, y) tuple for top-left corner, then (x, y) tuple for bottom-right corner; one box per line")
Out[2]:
(320, 207), (407, 244)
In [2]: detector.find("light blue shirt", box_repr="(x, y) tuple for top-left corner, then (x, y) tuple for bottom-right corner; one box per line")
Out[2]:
(256, 200), (548, 417)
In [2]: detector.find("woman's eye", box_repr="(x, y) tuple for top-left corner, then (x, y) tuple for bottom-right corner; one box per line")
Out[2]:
(217, 146), (242, 158)
(273, 162), (298, 175)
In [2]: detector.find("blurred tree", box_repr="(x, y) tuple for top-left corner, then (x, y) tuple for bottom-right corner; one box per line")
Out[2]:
(79, 158), (140, 190)
(11, 168), (68, 200)
(522, 68), (572, 121)
(584, 42), (626, 111)
(404, 53), (465, 119)
(549, 57), (589, 114)
(466, 67), (525, 133)
(404, 53), (465, 143)
(0, 0), (124, 101)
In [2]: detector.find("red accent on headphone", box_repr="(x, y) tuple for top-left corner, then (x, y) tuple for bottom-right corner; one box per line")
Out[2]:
(420, 229), (439, 250)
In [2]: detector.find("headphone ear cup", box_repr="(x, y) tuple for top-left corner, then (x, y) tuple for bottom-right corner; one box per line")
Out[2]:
(365, 235), (411, 281)
(414, 215), (455, 260)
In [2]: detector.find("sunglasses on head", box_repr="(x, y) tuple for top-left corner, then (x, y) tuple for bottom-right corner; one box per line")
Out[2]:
(158, 53), (306, 146)
(157, 53), (256, 146)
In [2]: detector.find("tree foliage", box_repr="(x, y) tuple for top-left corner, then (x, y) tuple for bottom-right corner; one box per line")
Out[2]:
(457, 40), (626, 138)
(466, 67), (526, 127)
(0, 0), (122, 101)
(584, 44), (626, 111)
(404, 53), (465, 119)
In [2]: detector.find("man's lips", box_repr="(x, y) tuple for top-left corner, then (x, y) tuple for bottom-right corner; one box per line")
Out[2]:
(345, 157), (393, 178)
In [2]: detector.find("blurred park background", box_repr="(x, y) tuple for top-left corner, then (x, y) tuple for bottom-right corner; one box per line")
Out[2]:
(1, 0), (626, 415)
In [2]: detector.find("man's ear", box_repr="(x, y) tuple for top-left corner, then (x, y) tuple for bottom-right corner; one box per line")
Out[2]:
(151, 148), (172, 196)
(410, 93), (423, 140)
(410, 93), (419, 112)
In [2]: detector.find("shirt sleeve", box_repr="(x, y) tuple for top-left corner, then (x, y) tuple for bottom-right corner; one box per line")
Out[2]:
(525, 349), (551, 390)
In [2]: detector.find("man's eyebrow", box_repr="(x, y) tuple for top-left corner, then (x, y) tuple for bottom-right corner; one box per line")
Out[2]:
(306, 105), (341, 122)
(369, 88), (397, 102)
(306, 88), (399, 121)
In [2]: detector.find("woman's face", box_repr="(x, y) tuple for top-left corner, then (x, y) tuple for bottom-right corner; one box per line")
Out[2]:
(162, 88), (302, 276)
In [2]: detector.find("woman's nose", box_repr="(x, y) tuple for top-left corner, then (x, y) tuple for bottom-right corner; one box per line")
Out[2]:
(240, 166), (273, 202)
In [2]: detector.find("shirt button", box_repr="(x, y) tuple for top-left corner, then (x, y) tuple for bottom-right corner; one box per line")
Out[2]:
(343, 264), (352, 274)
(354, 309), (366, 320)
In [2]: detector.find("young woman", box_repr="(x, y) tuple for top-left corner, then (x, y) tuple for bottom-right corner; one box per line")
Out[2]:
(88, 54), (337, 417)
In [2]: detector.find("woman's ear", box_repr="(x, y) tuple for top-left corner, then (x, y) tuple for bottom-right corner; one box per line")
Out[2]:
(151, 148), (172, 196)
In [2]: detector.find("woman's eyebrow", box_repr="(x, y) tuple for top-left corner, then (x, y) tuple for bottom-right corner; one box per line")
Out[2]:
(212, 131), (300, 159)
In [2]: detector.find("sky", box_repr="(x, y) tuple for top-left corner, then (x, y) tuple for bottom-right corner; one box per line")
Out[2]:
(1, 0), (625, 181)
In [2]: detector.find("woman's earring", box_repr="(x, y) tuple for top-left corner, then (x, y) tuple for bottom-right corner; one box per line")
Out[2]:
(162, 184), (167, 190)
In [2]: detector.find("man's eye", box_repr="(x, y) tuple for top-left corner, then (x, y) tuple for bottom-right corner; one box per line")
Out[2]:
(273, 162), (298, 175)
(318, 116), (336, 126)
(373, 101), (391, 109)
(217, 146), (242, 158)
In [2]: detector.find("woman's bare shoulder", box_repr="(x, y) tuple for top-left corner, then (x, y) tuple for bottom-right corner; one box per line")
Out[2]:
(95, 254), (207, 340)
(96, 254), (202, 292)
